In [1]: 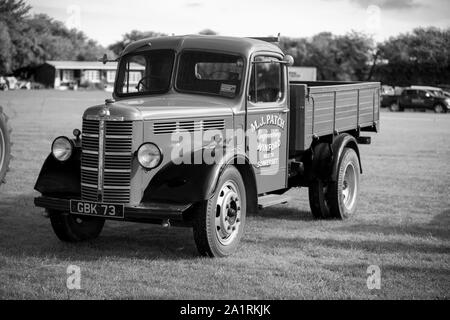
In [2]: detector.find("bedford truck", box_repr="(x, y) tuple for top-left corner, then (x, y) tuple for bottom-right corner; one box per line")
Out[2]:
(34, 36), (379, 257)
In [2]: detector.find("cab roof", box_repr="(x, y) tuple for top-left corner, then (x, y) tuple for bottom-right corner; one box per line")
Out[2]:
(121, 35), (283, 57)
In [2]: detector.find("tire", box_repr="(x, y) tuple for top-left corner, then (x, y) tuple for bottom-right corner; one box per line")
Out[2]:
(308, 142), (333, 219)
(308, 179), (332, 219)
(389, 102), (401, 112)
(327, 148), (360, 219)
(49, 210), (105, 242)
(192, 166), (246, 257)
(0, 106), (12, 185)
(434, 104), (446, 113)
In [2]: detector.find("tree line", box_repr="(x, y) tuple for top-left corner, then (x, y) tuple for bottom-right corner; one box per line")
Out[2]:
(1, 0), (449, 86)
(0, 0), (109, 74)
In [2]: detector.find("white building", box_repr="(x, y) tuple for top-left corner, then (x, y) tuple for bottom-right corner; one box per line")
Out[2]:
(35, 60), (144, 90)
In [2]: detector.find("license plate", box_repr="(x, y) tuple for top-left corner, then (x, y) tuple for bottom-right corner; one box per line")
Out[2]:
(70, 200), (124, 219)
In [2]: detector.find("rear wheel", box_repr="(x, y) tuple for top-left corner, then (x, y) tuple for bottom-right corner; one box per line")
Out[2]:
(0, 106), (11, 185)
(308, 147), (360, 220)
(49, 210), (105, 242)
(327, 148), (360, 219)
(308, 179), (332, 219)
(193, 166), (246, 257)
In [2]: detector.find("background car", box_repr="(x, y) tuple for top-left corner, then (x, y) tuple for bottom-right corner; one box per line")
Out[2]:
(381, 87), (450, 113)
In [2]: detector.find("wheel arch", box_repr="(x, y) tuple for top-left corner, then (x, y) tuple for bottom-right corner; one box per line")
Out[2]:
(331, 133), (362, 181)
(223, 155), (258, 215)
(142, 150), (258, 214)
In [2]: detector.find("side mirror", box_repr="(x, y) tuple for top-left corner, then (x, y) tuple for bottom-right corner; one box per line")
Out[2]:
(283, 55), (294, 67)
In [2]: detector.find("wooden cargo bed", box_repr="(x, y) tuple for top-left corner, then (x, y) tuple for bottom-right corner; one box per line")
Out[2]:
(289, 81), (380, 153)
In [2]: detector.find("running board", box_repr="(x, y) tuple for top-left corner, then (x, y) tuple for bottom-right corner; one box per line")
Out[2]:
(258, 194), (291, 209)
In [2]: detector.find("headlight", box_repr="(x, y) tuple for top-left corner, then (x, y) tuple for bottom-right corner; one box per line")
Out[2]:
(445, 98), (450, 105)
(52, 136), (73, 161)
(137, 143), (162, 169)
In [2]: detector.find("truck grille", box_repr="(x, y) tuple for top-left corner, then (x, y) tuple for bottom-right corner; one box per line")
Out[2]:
(81, 119), (133, 204)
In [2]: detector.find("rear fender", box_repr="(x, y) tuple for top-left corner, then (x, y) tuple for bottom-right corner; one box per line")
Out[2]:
(330, 134), (362, 181)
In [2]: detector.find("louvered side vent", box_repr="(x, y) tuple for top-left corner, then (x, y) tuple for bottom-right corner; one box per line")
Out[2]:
(153, 119), (225, 135)
(203, 119), (225, 131)
(81, 119), (133, 204)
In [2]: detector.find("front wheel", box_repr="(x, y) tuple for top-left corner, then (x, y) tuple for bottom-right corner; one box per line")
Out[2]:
(434, 104), (446, 113)
(192, 166), (246, 257)
(389, 102), (402, 112)
(49, 210), (105, 242)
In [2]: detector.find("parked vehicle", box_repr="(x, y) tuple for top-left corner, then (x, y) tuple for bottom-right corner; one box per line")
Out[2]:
(0, 106), (11, 185)
(34, 36), (379, 257)
(0, 77), (8, 90)
(381, 87), (450, 113)
(0, 76), (31, 90)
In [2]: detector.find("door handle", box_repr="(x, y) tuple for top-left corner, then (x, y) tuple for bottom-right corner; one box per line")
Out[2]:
(280, 109), (289, 114)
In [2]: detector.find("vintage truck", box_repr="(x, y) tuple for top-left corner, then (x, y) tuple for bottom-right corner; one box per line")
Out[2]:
(34, 36), (379, 257)
(0, 106), (11, 186)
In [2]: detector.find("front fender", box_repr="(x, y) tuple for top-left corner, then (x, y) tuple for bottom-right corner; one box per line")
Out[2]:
(142, 162), (220, 203)
(142, 148), (250, 204)
(34, 149), (81, 198)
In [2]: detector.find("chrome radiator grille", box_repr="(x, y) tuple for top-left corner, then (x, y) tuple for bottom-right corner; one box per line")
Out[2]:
(81, 119), (133, 203)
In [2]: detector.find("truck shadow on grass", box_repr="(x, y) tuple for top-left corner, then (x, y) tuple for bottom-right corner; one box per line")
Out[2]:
(248, 234), (449, 255)
(247, 210), (450, 255)
(0, 193), (312, 261)
(0, 194), (199, 261)
(252, 206), (313, 222)
(336, 210), (450, 241)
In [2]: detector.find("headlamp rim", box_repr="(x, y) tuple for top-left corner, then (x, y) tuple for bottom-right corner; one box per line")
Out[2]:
(51, 136), (74, 162)
(136, 142), (163, 169)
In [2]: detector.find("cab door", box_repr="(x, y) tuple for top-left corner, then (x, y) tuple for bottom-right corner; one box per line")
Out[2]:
(246, 55), (289, 194)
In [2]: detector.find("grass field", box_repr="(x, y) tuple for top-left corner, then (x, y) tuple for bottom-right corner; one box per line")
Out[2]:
(0, 90), (449, 299)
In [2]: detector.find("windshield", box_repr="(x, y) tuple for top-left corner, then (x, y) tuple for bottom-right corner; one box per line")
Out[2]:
(116, 49), (174, 96)
(176, 51), (244, 98)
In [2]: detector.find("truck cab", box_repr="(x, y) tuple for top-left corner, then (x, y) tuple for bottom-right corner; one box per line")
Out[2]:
(35, 35), (380, 257)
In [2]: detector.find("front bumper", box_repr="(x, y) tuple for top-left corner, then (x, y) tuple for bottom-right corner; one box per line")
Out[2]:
(34, 196), (192, 225)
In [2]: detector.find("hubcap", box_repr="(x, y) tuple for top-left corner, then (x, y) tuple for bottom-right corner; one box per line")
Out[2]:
(0, 127), (5, 174)
(215, 180), (241, 246)
(435, 105), (443, 113)
(342, 163), (357, 211)
(391, 103), (399, 112)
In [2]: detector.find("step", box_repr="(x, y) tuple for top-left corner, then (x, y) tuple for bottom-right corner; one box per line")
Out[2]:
(258, 194), (291, 209)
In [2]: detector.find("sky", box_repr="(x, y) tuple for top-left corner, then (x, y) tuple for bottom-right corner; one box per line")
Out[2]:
(27, 0), (450, 47)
